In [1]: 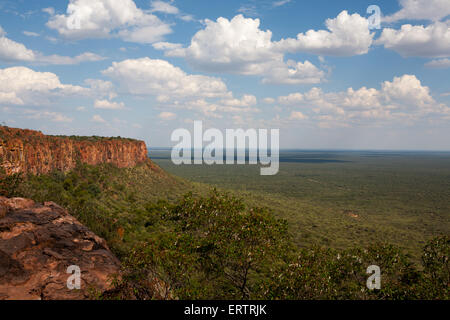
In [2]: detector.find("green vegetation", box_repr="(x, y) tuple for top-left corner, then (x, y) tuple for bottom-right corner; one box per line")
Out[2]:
(1, 158), (447, 300)
(49, 135), (138, 142)
(0, 167), (23, 198)
(107, 191), (448, 300)
(13, 161), (194, 255)
(0, 125), (138, 143)
(152, 150), (450, 262)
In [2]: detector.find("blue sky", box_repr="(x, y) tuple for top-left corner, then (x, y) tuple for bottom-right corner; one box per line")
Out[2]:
(0, 0), (449, 150)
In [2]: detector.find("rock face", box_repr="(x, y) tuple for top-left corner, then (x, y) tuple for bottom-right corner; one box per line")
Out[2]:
(0, 197), (121, 300)
(0, 126), (148, 175)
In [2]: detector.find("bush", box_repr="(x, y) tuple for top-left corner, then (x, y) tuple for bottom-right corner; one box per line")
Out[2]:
(110, 191), (449, 300)
(419, 235), (449, 299)
(0, 168), (23, 197)
(108, 190), (294, 299)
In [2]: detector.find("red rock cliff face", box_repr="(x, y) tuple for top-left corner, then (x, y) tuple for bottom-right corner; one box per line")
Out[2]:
(0, 126), (148, 175)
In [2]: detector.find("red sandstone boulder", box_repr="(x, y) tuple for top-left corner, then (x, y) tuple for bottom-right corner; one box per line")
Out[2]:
(0, 196), (120, 300)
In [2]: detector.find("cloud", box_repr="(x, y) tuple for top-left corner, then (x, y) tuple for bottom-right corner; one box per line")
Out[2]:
(149, 1), (195, 22)
(2, 105), (73, 124)
(376, 21), (450, 58)
(0, 32), (35, 62)
(381, 74), (434, 108)
(0, 67), (117, 109)
(46, 0), (172, 44)
(262, 60), (325, 84)
(0, 26), (106, 64)
(94, 99), (125, 110)
(275, 74), (449, 126)
(0, 66), (88, 106)
(289, 111), (308, 120)
(102, 57), (262, 118)
(160, 15), (325, 84)
(276, 11), (374, 56)
(37, 52), (106, 65)
(83, 79), (117, 100)
(164, 15), (277, 68)
(263, 97), (275, 104)
(273, 0), (292, 7)
(425, 58), (450, 68)
(24, 110), (73, 122)
(23, 31), (40, 37)
(278, 92), (304, 105)
(91, 115), (107, 123)
(42, 7), (55, 16)
(180, 15), (194, 22)
(152, 41), (183, 51)
(150, 1), (179, 15)
(102, 57), (230, 100)
(237, 5), (258, 17)
(158, 111), (177, 120)
(45, 36), (58, 43)
(383, 0), (450, 23)
(220, 94), (257, 107)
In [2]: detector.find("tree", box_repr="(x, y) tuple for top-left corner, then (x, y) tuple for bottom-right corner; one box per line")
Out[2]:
(0, 167), (23, 198)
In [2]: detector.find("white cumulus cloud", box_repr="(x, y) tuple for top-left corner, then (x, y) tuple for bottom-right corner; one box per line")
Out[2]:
(0, 66), (88, 106)
(376, 21), (450, 58)
(102, 57), (230, 100)
(94, 99), (125, 110)
(160, 14), (326, 84)
(46, 0), (172, 44)
(0, 26), (105, 64)
(102, 57), (263, 117)
(0, 33), (35, 62)
(383, 0), (450, 23)
(276, 74), (449, 126)
(276, 11), (374, 56)
(0, 67), (117, 108)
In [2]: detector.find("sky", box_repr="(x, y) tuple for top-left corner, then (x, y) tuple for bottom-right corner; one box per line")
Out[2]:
(0, 0), (449, 150)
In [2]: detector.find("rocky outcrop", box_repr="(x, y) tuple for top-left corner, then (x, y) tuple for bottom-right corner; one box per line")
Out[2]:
(0, 197), (120, 300)
(0, 126), (148, 175)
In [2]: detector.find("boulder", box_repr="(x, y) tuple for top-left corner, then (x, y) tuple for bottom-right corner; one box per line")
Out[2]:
(0, 196), (120, 300)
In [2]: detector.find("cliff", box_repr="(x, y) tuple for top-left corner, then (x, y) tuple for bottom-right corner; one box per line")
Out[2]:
(0, 197), (121, 300)
(0, 126), (148, 175)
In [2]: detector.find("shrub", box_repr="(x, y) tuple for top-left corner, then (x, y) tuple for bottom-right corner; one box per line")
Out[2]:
(419, 235), (449, 299)
(0, 168), (23, 197)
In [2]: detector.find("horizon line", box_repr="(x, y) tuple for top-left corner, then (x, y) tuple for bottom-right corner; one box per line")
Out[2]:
(147, 147), (450, 153)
